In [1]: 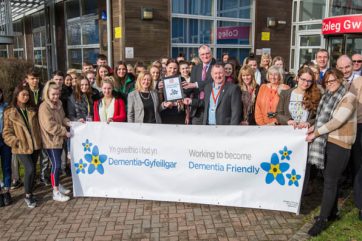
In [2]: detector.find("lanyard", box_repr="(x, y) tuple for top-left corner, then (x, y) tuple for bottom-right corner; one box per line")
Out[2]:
(33, 90), (39, 105)
(85, 96), (90, 115)
(268, 88), (277, 112)
(211, 84), (224, 105)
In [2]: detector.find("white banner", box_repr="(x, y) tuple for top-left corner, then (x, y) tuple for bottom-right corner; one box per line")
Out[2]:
(70, 123), (308, 214)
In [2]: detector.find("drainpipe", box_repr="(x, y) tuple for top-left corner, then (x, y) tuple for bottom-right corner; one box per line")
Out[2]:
(106, 0), (112, 67)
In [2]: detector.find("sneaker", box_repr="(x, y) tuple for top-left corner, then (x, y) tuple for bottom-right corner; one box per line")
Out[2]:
(53, 190), (70, 202)
(11, 180), (22, 190)
(58, 184), (71, 195)
(3, 192), (12, 206)
(308, 217), (328, 236)
(0, 194), (4, 207)
(24, 197), (36, 208)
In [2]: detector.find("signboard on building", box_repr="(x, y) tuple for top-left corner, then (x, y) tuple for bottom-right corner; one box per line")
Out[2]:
(322, 15), (362, 35)
(217, 26), (250, 40)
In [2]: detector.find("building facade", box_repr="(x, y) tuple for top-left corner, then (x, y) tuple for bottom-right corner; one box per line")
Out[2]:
(2, 0), (293, 76)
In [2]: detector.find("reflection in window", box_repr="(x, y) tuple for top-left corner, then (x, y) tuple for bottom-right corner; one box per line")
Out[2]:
(217, 0), (251, 18)
(299, 0), (325, 21)
(216, 48), (250, 63)
(300, 35), (321, 46)
(172, 0), (213, 16)
(172, 47), (199, 60)
(331, 0), (362, 16)
(82, 0), (98, 15)
(82, 21), (99, 45)
(66, 0), (80, 19)
(217, 21), (251, 45)
(68, 49), (82, 69)
(67, 24), (81, 45)
(172, 18), (212, 44)
(33, 32), (41, 48)
(83, 48), (100, 64)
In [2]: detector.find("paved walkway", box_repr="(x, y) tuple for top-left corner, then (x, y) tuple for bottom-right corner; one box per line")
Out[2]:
(0, 177), (319, 241)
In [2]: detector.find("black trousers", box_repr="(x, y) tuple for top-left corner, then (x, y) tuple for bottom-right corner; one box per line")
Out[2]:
(320, 142), (350, 219)
(353, 124), (362, 210)
(17, 151), (40, 195)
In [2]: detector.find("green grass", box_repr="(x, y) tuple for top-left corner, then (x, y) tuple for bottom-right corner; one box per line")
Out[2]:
(309, 195), (362, 241)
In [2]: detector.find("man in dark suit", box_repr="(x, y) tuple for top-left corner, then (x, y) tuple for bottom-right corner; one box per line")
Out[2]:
(184, 45), (216, 124)
(185, 64), (242, 125)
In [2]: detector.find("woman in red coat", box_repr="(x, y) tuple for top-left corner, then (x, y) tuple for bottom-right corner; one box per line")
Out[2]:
(93, 77), (126, 123)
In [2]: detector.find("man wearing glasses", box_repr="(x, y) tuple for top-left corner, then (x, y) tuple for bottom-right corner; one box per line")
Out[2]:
(352, 53), (362, 77)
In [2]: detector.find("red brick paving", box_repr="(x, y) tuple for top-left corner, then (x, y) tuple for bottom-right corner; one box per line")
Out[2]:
(0, 177), (314, 241)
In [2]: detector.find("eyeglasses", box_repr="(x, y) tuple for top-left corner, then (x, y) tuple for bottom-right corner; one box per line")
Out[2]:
(352, 60), (362, 63)
(299, 77), (313, 84)
(325, 78), (337, 85)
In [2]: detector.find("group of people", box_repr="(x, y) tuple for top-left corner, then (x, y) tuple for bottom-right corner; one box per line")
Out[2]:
(0, 46), (361, 237)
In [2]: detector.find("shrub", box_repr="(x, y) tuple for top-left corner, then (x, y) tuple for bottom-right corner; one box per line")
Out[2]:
(0, 57), (33, 102)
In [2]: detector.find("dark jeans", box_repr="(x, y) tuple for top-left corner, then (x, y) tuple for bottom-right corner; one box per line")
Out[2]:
(191, 108), (204, 125)
(0, 136), (12, 189)
(46, 149), (63, 187)
(17, 151), (40, 194)
(351, 124), (362, 179)
(320, 142), (350, 219)
(353, 124), (362, 210)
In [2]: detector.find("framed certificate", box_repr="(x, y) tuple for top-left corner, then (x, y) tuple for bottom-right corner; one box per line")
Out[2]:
(163, 75), (184, 102)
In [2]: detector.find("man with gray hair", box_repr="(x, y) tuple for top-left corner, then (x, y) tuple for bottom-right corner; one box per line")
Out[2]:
(184, 44), (216, 124)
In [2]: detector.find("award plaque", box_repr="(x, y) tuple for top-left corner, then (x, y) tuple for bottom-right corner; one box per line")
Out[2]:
(163, 76), (184, 102)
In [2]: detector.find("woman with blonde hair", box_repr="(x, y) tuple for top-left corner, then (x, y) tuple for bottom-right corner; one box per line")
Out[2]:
(38, 81), (71, 202)
(94, 65), (110, 91)
(238, 65), (260, 125)
(93, 77), (126, 122)
(255, 66), (290, 125)
(128, 72), (164, 123)
(260, 53), (272, 70)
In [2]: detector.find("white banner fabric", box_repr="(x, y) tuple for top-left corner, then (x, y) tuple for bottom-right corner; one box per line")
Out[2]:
(70, 122), (308, 214)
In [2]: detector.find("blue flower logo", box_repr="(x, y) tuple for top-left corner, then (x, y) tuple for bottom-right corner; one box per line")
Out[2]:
(261, 153), (290, 185)
(82, 139), (92, 152)
(74, 159), (87, 174)
(279, 146), (292, 161)
(286, 169), (301, 187)
(84, 145), (107, 175)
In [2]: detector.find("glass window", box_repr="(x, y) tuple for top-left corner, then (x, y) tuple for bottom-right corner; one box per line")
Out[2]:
(298, 24), (322, 30)
(66, 0), (81, 19)
(292, 26), (296, 46)
(172, 0), (213, 16)
(172, 18), (213, 44)
(300, 35), (321, 46)
(33, 32), (41, 48)
(82, 0), (98, 15)
(189, 19), (213, 44)
(299, 48), (319, 67)
(83, 48), (100, 64)
(34, 50), (42, 65)
(217, 21), (251, 45)
(331, 0), (362, 16)
(14, 51), (24, 59)
(67, 24), (81, 45)
(292, 1), (297, 22)
(291, 49), (295, 69)
(82, 21), (99, 45)
(216, 48), (250, 63)
(217, 0), (251, 19)
(68, 49), (82, 69)
(299, 0), (325, 21)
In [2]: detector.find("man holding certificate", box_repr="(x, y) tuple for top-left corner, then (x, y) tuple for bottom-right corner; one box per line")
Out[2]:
(184, 65), (242, 125)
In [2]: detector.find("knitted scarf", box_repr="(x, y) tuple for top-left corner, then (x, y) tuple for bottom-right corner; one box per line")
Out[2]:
(308, 84), (347, 169)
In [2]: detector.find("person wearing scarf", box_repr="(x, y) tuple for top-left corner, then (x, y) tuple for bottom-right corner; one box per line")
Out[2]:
(306, 69), (357, 236)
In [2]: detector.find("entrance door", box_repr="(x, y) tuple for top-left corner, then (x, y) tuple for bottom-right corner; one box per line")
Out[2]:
(326, 34), (362, 67)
